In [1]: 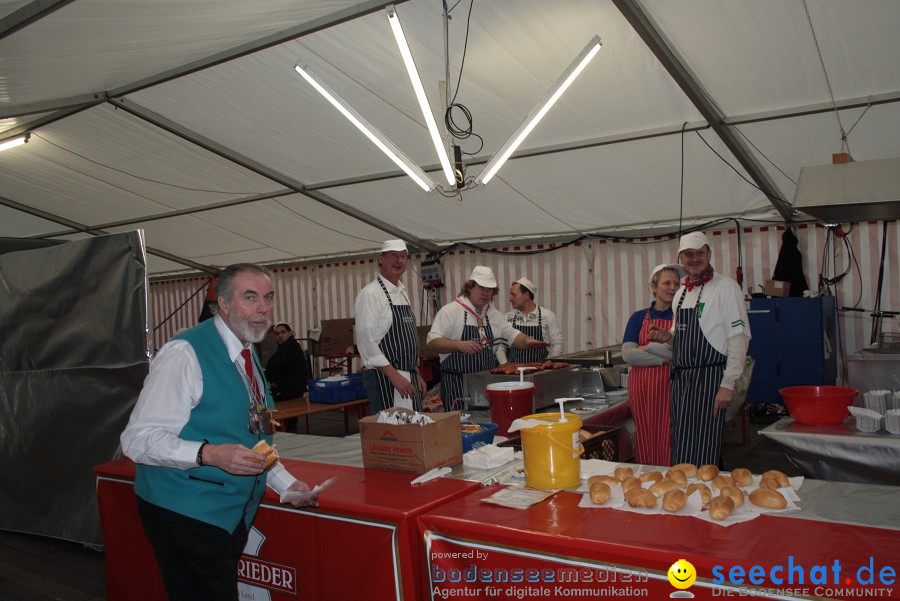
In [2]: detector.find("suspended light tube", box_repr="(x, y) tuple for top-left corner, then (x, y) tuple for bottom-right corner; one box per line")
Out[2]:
(475, 36), (602, 185)
(386, 5), (455, 186)
(294, 60), (436, 192)
(0, 133), (29, 152)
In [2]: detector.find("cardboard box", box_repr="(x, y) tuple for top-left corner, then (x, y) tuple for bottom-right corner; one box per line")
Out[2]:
(359, 408), (463, 474)
(417, 325), (438, 358)
(763, 279), (790, 297)
(309, 318), (356, 357)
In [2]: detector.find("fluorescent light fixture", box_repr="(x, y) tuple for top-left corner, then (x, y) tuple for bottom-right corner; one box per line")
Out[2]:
(0, 133), (29, 152)
(294, 60), (436, 192)
(386, 5), (455, 186)
(475, 36), (603, 185)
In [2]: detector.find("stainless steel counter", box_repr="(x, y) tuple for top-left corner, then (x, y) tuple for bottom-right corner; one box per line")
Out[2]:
(760, 416), (900, 485)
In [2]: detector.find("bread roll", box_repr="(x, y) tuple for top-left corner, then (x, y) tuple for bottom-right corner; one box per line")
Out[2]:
(708, 495), (734, 520)
(749, 488), (787, 509)
(731, 468), (753, 487)
(621, 476), (642, 493)
(251, 439), (279, 469)
(712, 475), (734, 490)
(719, 485), (744, 508)
(665, 468), (688, 486)
(670, 463), (698, 478)
(625, 487), (657, 508)
(589, 482), (611, 504)
(649, 479), (681, 497)
(687, 482), (712, 504)
(588, 475), (619, 488)
(759, 477), (780, 490)
(614, 466), (634, 481)
(579, 429), (592, 442)
(663, 489), (687, 512)
(639, 470), (664, 484)
(762, 469), (790, 489)
(697, 464), (719, 481)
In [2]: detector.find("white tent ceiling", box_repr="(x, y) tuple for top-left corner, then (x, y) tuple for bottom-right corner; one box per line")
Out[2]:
(2, 0), (899, 276)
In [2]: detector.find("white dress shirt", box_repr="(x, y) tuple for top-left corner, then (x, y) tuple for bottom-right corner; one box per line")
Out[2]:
(496, 305), (564, 362)
(353, 275), (411, 369)
(120, 314), (297, 493)
(427, 296), (522, 362)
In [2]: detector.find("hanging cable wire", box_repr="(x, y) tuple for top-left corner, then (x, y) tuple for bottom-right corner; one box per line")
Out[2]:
(32, 133), (260, 195)
(803, 0), (851, 155)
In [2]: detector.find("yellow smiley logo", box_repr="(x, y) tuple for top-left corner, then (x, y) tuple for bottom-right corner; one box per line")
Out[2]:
(667, 558), (697, 590)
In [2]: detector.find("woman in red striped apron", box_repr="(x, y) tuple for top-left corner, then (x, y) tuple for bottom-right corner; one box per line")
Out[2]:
(622, 264), (684, 466)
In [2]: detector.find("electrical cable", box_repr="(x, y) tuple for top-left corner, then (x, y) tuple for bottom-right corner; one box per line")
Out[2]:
(32, 133), (260, 195)
(803, 0), (851, 155)
(272, 198), (383, 244)
(693, 130), (793, 207)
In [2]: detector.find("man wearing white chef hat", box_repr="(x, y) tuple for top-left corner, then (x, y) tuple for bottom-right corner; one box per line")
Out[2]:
(647, 231), (751, 466)
(497, 276), (564, 364)
(427, 266), (549, 409)
(354, 239), (427, 413)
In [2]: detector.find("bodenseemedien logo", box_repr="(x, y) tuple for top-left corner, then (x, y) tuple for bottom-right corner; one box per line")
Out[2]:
(668, 558), (696, 598)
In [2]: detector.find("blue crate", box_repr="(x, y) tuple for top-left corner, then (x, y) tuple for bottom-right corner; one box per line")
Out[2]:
(312, 377), (355, 404)
(461, 422), (498, 453)
(346, 372), (366, 399)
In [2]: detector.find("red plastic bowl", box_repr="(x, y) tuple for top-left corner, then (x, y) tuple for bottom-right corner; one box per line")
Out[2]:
(779, 386), (858, 425)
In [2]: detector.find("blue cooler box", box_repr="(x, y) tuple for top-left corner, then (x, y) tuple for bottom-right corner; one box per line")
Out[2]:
(311, 377), (354, 404)
(461, 422), (498, 453)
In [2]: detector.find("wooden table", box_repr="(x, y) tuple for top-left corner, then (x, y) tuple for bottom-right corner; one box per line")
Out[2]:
(273, 397), (369, 434)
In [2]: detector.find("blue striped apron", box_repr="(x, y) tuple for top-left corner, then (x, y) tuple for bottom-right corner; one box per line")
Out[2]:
(440, 309), (497, 410)
(508, 307), (548, 363)
(670, 284), (727, 466)
(368, 276), (421, 412)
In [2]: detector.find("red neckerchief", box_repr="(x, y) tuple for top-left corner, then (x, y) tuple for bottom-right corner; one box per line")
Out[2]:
(684, 266), (714, 292)
(454, 298), (486, 327)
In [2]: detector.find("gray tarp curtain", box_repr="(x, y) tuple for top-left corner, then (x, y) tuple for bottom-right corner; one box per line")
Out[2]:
(0, 231), (149, 546)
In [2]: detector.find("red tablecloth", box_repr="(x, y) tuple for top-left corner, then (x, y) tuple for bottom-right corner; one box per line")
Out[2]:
(96, 458), (479, 600)
(418, 486), (900, 600)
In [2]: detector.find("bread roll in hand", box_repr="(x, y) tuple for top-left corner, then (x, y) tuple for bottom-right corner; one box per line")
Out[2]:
(663, 489), (688, 513)
(749, 488), (788, 509)
(708, 495), (734, 520)
(589, 482), (611, 504)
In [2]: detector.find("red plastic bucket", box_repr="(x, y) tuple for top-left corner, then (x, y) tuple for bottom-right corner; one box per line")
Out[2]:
(485, 382), (535, 436)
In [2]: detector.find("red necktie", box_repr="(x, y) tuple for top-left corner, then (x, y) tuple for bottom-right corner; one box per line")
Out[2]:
(241, 349), (261, 403)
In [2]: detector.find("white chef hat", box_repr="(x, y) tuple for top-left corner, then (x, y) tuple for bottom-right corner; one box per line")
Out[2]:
(677, 231), (711, 253)
(514, 277), (536, 297)
(381, 239), (408, 253)
(469, 266), (497, 288)
(649, 264), (685, 289)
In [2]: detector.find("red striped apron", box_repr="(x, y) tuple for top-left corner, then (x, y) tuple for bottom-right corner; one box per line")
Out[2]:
(628, 308), (673, 466)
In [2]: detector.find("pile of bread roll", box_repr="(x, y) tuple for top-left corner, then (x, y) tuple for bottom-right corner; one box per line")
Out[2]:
(587, 463), (791, 519)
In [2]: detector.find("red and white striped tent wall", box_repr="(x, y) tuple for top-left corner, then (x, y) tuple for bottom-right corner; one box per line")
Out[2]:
(149, 220), (899, 380)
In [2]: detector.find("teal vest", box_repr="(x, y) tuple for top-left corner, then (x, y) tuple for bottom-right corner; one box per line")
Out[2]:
(134, 319), (274, 532)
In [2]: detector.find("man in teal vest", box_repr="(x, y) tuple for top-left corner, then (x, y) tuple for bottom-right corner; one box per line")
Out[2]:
(122, 263), (317, 601)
